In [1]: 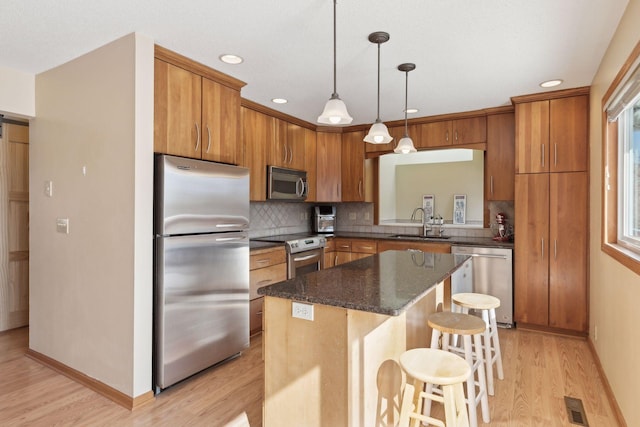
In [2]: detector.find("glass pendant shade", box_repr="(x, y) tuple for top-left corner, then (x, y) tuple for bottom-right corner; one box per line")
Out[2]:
(318, 95), (353, 125)
(394, 136), (417, 153)
(364, 120), (393, 144)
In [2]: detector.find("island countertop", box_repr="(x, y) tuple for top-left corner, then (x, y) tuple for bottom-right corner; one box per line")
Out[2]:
(257, 250), (469, 316)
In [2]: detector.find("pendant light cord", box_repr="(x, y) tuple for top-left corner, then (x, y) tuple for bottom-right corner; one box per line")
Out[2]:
(376, 42), (381, 121)
(332, 0), (337, 97)
(404, 70), (409, 137)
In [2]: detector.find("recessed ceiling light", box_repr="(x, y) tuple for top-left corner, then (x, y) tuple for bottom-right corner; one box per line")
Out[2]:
(272, 98), (288, 104)
(540, 79), (563, 88)
(219, 54), (243, 65)
(405, 108), (419, 114)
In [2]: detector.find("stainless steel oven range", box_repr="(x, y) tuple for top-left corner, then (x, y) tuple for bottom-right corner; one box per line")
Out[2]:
(254, 234), (326, 279)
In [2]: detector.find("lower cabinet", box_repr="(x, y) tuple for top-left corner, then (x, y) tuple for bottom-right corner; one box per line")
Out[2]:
(377, 240), (452, 254)
(333, 238), (378, 266)
(514, 172), (588, 333)
(250, 246), (286, 335)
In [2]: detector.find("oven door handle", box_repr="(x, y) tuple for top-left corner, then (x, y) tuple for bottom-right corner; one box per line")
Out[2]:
(292, 253), (321, 262)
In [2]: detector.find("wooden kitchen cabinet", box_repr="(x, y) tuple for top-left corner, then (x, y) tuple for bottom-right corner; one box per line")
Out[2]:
(485, 112), (515, 201)
(377, 240), (451, 254)
(316, 132), (342, 202)
(333, 238), (378, 266)
(514, 172), (588, 333)
(514, 93), (588, 174)
(418, 121), (451, 148)
(417, 117), (486, 148)
(0, 123), (30, 332)
(270, 120), (306, 171)
(154, 49), (244, 164)
(250, 246), (287, 336)
(242, 107), (274, 201)
(341, 130), (366, 202)
(323, 238), (336, 268)
(304, 128), (317, 202)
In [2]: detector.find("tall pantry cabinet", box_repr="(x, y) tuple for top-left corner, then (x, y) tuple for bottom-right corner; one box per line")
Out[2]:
(513, 88), (589, 334)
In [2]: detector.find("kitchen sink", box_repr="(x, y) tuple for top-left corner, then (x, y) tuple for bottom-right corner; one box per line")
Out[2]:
(389, 234), (451, 240)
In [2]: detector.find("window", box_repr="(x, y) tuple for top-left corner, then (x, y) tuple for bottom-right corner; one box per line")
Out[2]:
(603, 42), (640, 274)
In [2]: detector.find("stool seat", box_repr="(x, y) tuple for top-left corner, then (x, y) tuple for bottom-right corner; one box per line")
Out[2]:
(428, 311), (486, 335)
(452, 293), (500, 310)
(400, 348), (471, 385)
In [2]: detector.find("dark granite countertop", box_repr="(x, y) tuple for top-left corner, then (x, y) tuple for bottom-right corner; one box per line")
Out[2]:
(258, 250), (469, 316)
(323, 232), (514, 249)
(250, 240), (284, 251)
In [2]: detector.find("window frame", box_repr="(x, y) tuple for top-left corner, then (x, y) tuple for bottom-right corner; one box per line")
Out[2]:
(602, 41), (640, 275)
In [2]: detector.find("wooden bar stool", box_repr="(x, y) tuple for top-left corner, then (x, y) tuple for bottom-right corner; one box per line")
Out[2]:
(452, 293), (504, 396)
(428, 311), (490, 427)
(399, 348), (470, 427)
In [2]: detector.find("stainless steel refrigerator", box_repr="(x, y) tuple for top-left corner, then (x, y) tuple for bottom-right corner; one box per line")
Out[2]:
(154, 154), (250, 392)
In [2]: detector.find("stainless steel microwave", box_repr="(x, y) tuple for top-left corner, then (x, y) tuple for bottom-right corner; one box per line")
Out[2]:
(267, 166), (307, 201)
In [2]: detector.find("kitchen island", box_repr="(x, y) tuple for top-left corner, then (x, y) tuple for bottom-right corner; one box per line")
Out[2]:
(258, 250), (469, 427)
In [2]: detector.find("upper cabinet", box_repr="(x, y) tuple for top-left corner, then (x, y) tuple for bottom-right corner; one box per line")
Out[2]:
(316, 132), (342, 202)
(485, 113), (515, 201)
(515, 93), (588, 174)
(451, 117), (487, 145)
(153, 46), (245, 164)
(341, 130), (366, 202)
(304, 128), (318, 202)
(241, 107), (273, 201)
(271, 120), (306, 171)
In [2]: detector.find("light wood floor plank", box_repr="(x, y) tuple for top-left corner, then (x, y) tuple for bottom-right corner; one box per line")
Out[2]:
(0, 326), (621, 426)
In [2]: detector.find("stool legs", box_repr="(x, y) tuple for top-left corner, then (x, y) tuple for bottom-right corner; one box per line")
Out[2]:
(480, 307), (504, 396)
(430, 329), (489, 427)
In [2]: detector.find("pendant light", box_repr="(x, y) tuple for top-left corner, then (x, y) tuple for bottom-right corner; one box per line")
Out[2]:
(364, 32), (393, 144)
(318, 0), (353, 125)
(394, 63), (417, 154)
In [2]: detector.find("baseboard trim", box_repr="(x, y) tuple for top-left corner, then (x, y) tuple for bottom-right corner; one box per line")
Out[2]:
(587, 338), (627, 427)
(515, 322), (588, 338)
(26, 349), (155, 410)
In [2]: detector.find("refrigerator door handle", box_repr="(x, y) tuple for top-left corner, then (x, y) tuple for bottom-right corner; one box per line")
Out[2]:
(214, 236), (246, 242)
(216, 223), (247, 228)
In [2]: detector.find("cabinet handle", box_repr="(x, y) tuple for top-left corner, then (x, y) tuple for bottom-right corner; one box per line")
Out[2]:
(454, 130), (459, 142)
(288, 145), (293, 164)
(541, 144), (545, 168)
(541, 238), (545, 258)
(554, 143), (558, 167)
(334, 255), (338, 265)
(206, 125), (212, 153)
(490, 176), (494, 195)
(445, 130), (449, 143)
(283, 143), (288, 164)
(256, 259), (270, 264)
(358, 180), (363, 198)
(257, 279), (273, 287)
(195, 122), (201, 152)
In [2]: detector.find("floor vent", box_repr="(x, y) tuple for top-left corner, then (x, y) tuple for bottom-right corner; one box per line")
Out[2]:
(564, 396), (589, 426)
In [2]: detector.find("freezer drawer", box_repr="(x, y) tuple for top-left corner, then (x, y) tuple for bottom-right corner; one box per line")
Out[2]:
(451, 246), (513, 327)
(154, 232), (249, 390)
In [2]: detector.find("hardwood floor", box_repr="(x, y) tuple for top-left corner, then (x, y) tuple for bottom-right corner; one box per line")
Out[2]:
(0, 326), (620, 426)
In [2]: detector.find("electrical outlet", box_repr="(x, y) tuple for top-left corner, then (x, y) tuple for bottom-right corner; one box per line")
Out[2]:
(292, 302), (314, 321)
(44, 181), (53, 197)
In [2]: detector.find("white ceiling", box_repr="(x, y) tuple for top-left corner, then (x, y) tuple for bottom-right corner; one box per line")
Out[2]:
(0, 0), (629, 125)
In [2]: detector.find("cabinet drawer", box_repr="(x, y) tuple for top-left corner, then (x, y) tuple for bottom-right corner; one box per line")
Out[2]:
(334, 238), (352, 252)
(351, 239), (377, 254)
(250, 297), (263, 336)
(250, 247), (286, 269)
(250, 263), (286, 299)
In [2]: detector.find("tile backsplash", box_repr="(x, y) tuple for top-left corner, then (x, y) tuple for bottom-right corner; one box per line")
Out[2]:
(250, 201), (514, 239)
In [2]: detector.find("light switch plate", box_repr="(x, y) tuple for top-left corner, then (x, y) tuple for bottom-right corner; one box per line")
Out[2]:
(45, 181), (53, 197)
(56, 218), (69, 234)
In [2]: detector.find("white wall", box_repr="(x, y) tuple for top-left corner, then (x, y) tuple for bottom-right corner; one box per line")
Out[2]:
(0, 66), (35, 118)
(589, 0), (640, 425)
(29, 33), (154, 398)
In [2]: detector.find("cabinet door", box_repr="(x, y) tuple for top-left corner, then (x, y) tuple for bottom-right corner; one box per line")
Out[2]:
(550, 96), (588, 173)
(335, 252), (353, 266)
(452, 117), (486, 145)
(201, 78), (240, 164)
(154, 59), (202, 158)
(515, 100), (549, 174)
(316, 132), (342, 202)
(324, 251), (336, 269)
(418, 121), (452, 148)
(286, 123), (307, 171)
(514, 174), (549, 326)
(270, 119), (288, 168)
(485, 113), (515, 201)
(341, 130), (366, 202)
(304, 128), (317, 202)
(242, 108), (273, 201)
(549, 172), (587, 331)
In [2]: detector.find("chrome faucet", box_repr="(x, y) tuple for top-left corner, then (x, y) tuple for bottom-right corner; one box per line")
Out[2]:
(411, 207), (432, 237)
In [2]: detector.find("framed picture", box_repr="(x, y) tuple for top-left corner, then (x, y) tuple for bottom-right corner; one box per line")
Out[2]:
(422, 195), (434, 219)
(453, 194), (466, 225)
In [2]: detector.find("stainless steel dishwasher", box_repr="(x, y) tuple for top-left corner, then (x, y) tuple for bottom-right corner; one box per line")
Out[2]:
(451, 245), (513, 327)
